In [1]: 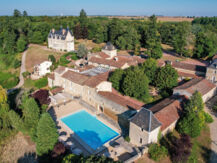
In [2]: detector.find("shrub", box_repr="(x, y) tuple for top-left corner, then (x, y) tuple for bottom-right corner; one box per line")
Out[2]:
(34, 77), (48, 89)
(13, 59), (21, 69)
(148, 144), (168, 161)
(48, 55), (56, 63)
(32, 89), (50, 105)
(212, 102), (217, 111)
(41, 104), (48, 113)
(22, 71), (31, 78)
(52, 142), (65, 158)
(124, 136), (130, 142)
(204, 112), (214, 123)
(91, 47), (101, 53)
(171, 134), (192, 163)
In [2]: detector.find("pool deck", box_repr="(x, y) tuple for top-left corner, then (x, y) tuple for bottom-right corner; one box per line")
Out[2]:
(48, 99), (121, 155)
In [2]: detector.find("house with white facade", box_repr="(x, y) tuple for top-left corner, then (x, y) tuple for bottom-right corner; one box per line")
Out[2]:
(33, 61), (52, 78)
(48, 28), (74, 52)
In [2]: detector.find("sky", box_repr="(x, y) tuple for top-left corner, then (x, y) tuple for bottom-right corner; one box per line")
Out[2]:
(1, 0), (217, 16)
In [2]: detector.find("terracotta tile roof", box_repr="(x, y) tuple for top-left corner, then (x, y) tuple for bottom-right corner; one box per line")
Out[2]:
(84, 72), (110, 88)
(174, 77), (216, 96)
(158, 60), (206, 73)
(98, 52), (110, 59)
(50, 87), (64, 95)
(98, 88), (144, 110)
(48, 73), (55, 80)
(178, 71), (199, 78)
(172, 61), (206, 73)
(89, 55), (145, 68)
(62, 70), (89, 85)
(54, 66), (66, 74)
(149, 96), (184, 131)
(89, 57), (126, 68)
(154, 99), (182, 131)
(77, 65), (95, 72)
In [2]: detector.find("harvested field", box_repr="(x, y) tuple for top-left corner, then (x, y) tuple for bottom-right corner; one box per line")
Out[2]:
(0, 132), (36, 163)
(26, 44), (63, 72)
(75, 39), (105, 50)
(99, 16), (193, 22)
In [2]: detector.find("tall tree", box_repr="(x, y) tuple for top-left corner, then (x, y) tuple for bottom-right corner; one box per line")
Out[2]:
(77, 44), (88, 58)
(23, 11), (28, 17)
(16, 36), (27, 52)
(145, 15), (163, 59)
(79, 9), (87, 27)
(13, 9), (21, 17)
(177, 91), (205, 138)
(109, 69), (125, 92)
(172, 22), (191, 57)
(122, 67), (150, 102)
(194, 31), (217, 59)
(154, 64), (178, 90)
(36, 113), (58, 156)
(141, 58), (158, 82)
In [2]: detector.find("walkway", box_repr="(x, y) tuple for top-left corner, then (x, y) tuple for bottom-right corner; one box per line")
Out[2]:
(15, 49), (27, 88)
(206, 107), (217, 163)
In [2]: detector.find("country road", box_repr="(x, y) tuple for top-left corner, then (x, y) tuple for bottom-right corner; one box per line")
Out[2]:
(15, 49), (27, 88)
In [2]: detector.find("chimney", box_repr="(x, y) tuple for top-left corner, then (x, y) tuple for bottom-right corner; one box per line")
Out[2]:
(52, 28), (55, 33)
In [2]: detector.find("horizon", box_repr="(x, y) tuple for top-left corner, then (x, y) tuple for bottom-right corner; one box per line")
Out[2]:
(1, 0), (217, 17)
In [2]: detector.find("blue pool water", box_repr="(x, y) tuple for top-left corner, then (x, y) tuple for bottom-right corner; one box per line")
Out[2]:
(61, 110), (119, 150)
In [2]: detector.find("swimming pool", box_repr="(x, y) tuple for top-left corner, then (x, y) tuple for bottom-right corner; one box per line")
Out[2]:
(61, 110), (119, 150)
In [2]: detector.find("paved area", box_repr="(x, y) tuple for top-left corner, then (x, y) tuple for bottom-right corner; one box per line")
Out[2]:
(205, 106), (217, 163)
(15, 49), (27, 88)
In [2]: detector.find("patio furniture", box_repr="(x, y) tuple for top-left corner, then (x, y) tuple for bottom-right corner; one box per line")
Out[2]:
(58, 135), (68, 142)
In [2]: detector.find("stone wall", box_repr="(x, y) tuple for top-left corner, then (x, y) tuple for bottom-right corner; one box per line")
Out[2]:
(206, 68), (217, 83)
(203, 87), (217, 102)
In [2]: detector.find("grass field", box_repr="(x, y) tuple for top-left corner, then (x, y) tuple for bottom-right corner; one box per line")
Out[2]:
(0, 132), (36, 163)
(136, 126), (211, 163)
(0, 53), (21, 88)
(25, 44), (63, 72)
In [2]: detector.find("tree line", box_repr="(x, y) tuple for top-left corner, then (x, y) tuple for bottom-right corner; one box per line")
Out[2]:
(1, 9), (216, 60)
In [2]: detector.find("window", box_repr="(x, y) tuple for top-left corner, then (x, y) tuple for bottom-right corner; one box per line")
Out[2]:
(140, 138), (142, 144)
(141, 128), (144, 132)
(99, 106), (104, 112)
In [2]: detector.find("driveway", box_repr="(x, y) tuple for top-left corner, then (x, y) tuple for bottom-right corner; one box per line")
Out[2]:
(15, 49), (27, 88)
(205, 106), (217, 163)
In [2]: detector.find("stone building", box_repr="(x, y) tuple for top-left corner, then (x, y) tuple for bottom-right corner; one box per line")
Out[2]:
(48, 28), (74, 52)
(206, 55), (217, 83)
(48, 66), (144, 131)
(173, 77), (216, 102)
(88, 42), (145, 70)
(129, 108), (161, 146)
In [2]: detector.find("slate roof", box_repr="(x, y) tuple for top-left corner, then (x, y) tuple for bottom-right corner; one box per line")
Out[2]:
(174, 77), (216, 96)
(98, 88), (144, 110)
(103, 42), (116, 51)
(48, 28), (73, 40)
(131, 108), (162, 132)
(208, 60), (217, 69)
